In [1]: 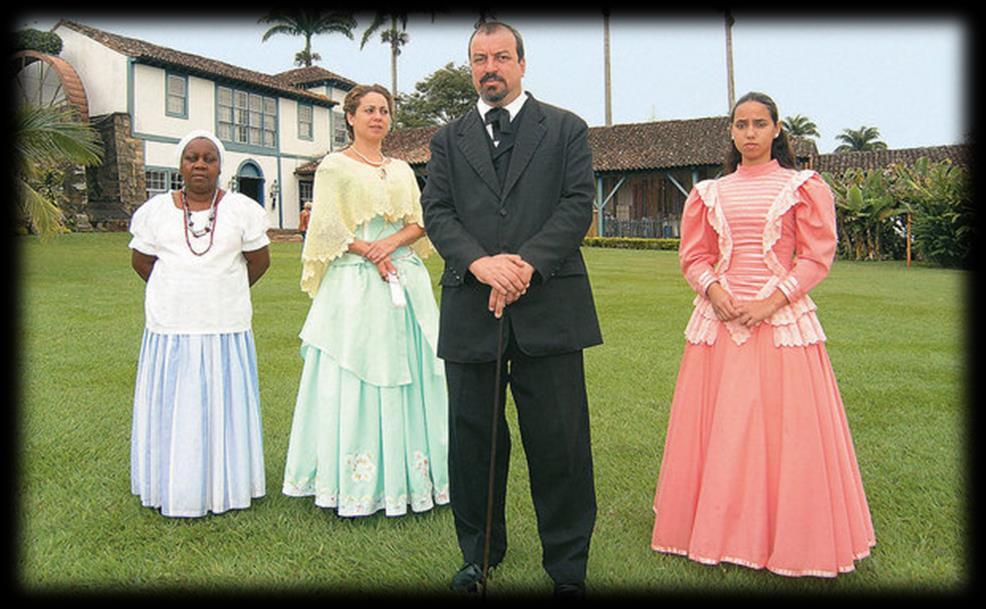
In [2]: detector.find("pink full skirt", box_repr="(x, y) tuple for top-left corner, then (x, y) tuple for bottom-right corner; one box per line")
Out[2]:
(651, 325), (876, 577)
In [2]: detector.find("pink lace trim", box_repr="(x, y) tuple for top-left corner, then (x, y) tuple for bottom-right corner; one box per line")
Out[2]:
(684, 291), (827, 347)
(651, 543), (874, 578)
(684, 172), (827, 348)
(695, 180), (732, 277)
(762, 170), (817, 279)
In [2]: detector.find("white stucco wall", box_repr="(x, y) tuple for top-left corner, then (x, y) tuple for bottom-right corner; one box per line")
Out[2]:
(278, 98), (332, 159)
(133, 68), (216, 136)
(53, 25), (129, 116)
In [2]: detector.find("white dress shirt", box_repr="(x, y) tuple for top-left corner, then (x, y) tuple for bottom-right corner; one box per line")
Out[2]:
(476, 90), (528, 146)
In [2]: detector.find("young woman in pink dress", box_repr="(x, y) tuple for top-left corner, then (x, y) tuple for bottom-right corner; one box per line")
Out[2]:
(650, 92), (876, 577)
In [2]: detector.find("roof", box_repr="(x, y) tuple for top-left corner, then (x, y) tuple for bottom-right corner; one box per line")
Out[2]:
(55, 20), (338, 107)
(812, 144), (970, 174)
(382, 125), (439, 165)
(294, 120), (968, 179)
(275, 66), (356, 90)
(295, 115), (818, 175)
(589, 116), (731, 172)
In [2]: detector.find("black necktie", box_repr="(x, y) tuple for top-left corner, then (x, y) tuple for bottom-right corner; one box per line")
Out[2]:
(484, 107), (511, 144)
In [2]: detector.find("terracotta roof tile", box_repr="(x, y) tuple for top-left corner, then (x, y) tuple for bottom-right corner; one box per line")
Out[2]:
(309, 116), (817, 174)
(274, 66), (356, 89)
(294, 120), (968, 180)
(57, 20), (337, 106)
(813, 144), (970, 174)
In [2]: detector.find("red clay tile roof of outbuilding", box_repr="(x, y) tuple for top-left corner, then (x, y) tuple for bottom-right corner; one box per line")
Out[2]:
(589, 116), (731, 172)
(812, 144), (970, 175)
(274, 66), (357, 89)
(55, 20), (337, 106)
(299, 117), (818, 174)
(381, 125), (441, 165)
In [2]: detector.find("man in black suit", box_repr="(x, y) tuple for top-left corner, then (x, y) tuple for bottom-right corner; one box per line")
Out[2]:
(420, 21), (602, 598)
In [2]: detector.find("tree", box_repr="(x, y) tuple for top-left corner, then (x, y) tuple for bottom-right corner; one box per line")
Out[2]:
(395, 62), (475, 128)
(781, 114), (820, 139)
(723, 9), (736, 112)
(15, 28), (63, 55)
(823, 167), (899, 261)
(602, 9), (612, 126)
(259, 10), (357, 68)
(834, 126), (888, 152)
(15, 104), (103, 239)
(475, 9), (497, 27)
(360, 12), (411, 100)
(894, 157), (972, 269)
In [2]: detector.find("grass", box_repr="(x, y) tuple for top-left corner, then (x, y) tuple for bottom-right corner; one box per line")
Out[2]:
(17, 233), (967, 596)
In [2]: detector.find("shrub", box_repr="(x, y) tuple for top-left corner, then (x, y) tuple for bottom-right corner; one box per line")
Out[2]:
(15, 29), (63, 55)
(583, 237), (680, 251)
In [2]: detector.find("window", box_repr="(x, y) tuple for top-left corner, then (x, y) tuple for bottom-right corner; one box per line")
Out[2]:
(332, 110), (348, 149)
(299, 180), (313, 211)
(166, 73), (187, 118)
(170, 172), (185, 191)
(298, 103), (313, 140)
(217, 85), (277, 148)
(146, 169), (167, 198)
(146, 168), (184, 200)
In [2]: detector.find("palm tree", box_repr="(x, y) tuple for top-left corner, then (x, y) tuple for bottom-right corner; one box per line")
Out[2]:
(723, 9), (735, 112)
(259, 10), (357, 68)
(360, 12), (411, 100)
(781, 114), (820, 139)
(16, 104), (103, 239)
(603, 9), (612, 126)
(475, 9), (497, 27)
(834, 126), (888, 152)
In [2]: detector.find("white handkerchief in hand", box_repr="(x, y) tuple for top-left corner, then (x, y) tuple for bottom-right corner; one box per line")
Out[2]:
(387, 272), (406, 307)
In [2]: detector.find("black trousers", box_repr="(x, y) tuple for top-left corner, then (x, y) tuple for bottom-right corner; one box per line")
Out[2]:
(445, 318), (597, 584)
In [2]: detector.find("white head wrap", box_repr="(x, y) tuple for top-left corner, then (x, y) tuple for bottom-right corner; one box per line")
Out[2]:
(176, 130), (225, 186)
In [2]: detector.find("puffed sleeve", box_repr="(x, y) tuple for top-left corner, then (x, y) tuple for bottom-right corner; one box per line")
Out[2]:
(241, 196), (271, 252)
(776, 174), (837, 303)
(128, 197), (158, 256)
(679, 187), (720, 296)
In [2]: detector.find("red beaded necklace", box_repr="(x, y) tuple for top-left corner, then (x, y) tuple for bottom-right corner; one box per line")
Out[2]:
(181, 188), (224, 256)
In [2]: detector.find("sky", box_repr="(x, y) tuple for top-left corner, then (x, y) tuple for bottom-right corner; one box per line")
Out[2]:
(17, 10), (970, 154)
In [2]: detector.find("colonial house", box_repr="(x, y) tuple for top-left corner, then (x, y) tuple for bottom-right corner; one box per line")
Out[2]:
(42, 20), (357, 230)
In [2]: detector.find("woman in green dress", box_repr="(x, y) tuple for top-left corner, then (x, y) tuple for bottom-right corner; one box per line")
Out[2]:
(282, 84), (449, 517)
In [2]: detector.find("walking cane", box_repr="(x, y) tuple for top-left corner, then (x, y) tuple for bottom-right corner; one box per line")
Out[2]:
(481, 312), (506, 599)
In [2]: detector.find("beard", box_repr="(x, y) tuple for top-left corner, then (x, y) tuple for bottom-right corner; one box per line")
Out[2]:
(478, 74), (508, 104)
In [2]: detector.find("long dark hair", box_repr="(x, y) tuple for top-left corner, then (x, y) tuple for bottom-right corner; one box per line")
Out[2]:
(723, 91), (798, 174)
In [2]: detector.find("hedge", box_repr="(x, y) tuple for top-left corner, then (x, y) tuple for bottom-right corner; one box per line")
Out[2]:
(583, 236), (680, 251)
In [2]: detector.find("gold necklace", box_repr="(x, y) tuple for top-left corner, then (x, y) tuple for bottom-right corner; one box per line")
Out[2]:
(349, 147), (388, 179)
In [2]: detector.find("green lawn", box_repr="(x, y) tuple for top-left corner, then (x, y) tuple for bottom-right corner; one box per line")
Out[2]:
(17, 233), (967, 595)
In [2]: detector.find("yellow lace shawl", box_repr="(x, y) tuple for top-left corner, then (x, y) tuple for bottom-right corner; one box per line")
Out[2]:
(300, 152), (434, 297)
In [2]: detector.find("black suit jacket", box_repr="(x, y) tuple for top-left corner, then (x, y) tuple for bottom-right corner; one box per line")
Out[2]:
(421, 93), (603, 363)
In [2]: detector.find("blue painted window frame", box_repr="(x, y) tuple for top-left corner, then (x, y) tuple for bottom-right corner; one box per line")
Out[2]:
(165, 71), (188, 119)
(215, 83), (279, 154)
(298, 102), (314, 141)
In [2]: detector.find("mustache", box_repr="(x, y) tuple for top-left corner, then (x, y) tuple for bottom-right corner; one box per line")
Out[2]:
(481, 73), (505, 85)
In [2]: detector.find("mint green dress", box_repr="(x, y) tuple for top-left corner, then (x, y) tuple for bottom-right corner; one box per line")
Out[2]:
(282, 215), (449, 517)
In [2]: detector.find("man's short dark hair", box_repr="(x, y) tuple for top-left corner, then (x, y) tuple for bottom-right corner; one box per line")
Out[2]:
(468, 21), (525, 61)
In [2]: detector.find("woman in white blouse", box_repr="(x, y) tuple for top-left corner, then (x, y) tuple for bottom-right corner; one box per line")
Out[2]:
(128, 130), (270, 517)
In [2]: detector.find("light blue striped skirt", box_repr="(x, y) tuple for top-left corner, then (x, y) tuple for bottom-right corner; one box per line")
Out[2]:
(131, 329), (266, 517)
